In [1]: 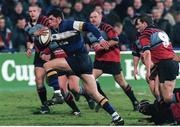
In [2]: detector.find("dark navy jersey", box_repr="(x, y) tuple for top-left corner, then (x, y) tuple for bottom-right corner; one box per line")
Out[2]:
(49, 20), (103, 56)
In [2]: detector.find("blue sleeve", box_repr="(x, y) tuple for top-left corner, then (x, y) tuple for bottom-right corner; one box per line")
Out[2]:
(82, 22), (103, 42)
(62, 20), (74, 31)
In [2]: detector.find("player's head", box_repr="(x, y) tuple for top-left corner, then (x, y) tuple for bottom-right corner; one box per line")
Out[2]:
(89, 11), (102, 27)
(47, 8), (64, 28)
(134, 14), (153, 32)
(28, 4), (41, 21)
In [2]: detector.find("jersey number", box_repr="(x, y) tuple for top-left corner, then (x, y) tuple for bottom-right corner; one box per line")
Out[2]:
(158, 32), (170, 48)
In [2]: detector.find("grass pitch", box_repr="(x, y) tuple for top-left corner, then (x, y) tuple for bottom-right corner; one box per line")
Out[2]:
(0, 79), (179, 126)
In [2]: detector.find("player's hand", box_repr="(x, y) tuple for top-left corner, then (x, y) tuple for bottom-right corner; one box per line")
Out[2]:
(26, 48), (32, 58)
(41, 54), (51, 61)
(99, 40), (110, 50)
(92, 43), (103, 52)
(34, 27), (49, 36)
(134, 68), (138, 80)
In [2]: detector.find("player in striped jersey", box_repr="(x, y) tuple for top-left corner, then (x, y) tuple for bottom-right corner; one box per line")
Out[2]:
(25, 4), (64, 114)
(134, 14), (179, 104)
(87, 11), (139, 111)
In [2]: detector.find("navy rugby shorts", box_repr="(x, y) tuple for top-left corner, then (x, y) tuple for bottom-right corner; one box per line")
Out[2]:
(66, 53), (93, 76)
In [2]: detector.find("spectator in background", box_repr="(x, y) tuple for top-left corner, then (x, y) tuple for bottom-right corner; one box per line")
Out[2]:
(59, 0), (68, 8)
(94, 5), (103, 15)
(0, 0), (16, 17)
(72, 1), (86, 21)
(156, 1), (176, 26)
(172, 11), (180, 48)
(26, 0), (45, 14)
(114, 0), (132, 22)
(91, 0), (104, 6)
(152, 7), (172, 38)
(82, 0), (94, 19)
(9, 1), (27, 27)
(133, 0), (148, 16)
(63, 3), (73, 20)
(114, 22), (130, 51)
(12, 17), (27, 52)
(164, 0), (175, 13)
(0, 15), (13, 52)
(102, 0), (121, 26)
(123, 6), (137, 47)
(45, 0), (60, 14)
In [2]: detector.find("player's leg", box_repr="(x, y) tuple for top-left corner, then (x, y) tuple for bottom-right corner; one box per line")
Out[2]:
(93, 69), (108, 99)
(81, 74), (124, 125)
(157, 60), (179, 103)
(33, 52), (50, 114)
(68, 75), (80, 93)
(160, 80), (176, 103)
(44, 58), (72, 104)
(93, 68), (109, 112)
(34, 67), (50, 114)
(148, 76), (161, 101)
(58, 75), (81, 116)
(67, 75), (81, 101)
(44, 58), (67, 104)
(113, 72), (139, 111)
(93, 62), (109, 99)
(44, 56), (124, 125)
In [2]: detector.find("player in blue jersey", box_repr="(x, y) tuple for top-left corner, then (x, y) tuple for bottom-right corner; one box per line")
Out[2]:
(36, 8), (124, 125)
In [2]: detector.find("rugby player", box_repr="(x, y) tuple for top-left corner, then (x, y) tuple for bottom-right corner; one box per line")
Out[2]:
(37, 8), (124, 125)
(25, 4), (64, 114)
(40, 48), (81, 116)
(134, 14), (179, 104)
(87, 11), (139, 111)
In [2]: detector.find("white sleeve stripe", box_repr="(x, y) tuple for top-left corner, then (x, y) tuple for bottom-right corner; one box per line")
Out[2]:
(73, 21), (84, 31)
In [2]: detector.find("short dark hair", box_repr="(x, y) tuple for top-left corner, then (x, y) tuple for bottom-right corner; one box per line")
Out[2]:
(135, 14), (154, 26)
(47, 8), (64, 19)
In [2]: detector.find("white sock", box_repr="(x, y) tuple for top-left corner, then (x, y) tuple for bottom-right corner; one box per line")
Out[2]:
(54, 90), (61, 94)
(112, 112), (120, 121)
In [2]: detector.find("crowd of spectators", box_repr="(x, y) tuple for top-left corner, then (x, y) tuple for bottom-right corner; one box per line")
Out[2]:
(0, 0), (180, 52)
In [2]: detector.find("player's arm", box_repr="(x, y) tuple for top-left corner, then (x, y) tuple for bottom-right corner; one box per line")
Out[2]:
(73, 21), (109, 50)
(25, 31), (34, 58)
(173, 55), (180, 62)
(143, 50), (151, 80)
(132, 48), (141, 80)
(139, 36), (152, 81)
(104, 25), (119, 47)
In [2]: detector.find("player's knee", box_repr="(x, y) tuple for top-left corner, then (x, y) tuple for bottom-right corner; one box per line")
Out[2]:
(35, 76), (44, 85)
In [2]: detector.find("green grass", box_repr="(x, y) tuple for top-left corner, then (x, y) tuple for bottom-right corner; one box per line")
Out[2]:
(0, 80), (179, 126)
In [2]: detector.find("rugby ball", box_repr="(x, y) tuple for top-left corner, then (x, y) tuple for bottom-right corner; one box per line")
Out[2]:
(39, 28), (51, 46)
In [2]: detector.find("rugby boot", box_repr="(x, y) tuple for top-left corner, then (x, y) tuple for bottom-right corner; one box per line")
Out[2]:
(46, 92), (64, 106)
(71, 110), (81, 116)
(33, 105), (50, 114)
(133, 101), (139, 111)
(111, 117), (125, 126)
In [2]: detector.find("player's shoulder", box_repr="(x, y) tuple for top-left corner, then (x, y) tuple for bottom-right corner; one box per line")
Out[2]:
(100, 22), (113, 30)
(143, 26), (161, 34)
